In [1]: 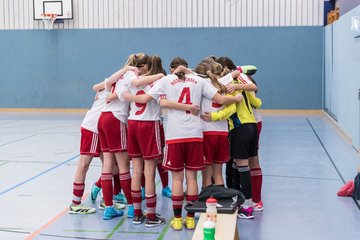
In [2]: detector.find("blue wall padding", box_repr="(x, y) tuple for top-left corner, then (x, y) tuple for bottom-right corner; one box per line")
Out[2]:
(0, 27), (323, 109)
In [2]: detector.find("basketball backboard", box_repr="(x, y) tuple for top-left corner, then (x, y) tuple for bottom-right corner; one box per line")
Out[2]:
(33, 0), (73, 20)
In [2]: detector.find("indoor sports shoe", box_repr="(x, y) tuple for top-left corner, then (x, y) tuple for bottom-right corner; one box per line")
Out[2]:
(99, 200), (125, 210)
(347, 181), (355, 196)
(113, 192), (127, 204)
(90, 183), (101, 203)
(103, 206), (124, 220)
(237, 207), (254, 219)
(161, 186), (172, 198)
(69, 203), (96, 214)
(337, 181), (354, 196)
(170, 217), (183, 231)
(133, 213), (146, 224)
(145, 216), (166, 228)
(252, 201), (264, 212)
(127, 205), (135, 218)
(183, 216), (196, 230)
(237, 65), (257, 75)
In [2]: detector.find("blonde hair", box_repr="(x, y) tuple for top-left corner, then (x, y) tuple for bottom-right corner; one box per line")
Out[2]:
(124, 53), (149, 68)
(144, 55), (165, 76)
(195, 61), (227, 94)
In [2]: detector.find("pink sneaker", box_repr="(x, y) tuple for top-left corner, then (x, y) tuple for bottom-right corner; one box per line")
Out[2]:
(237, 207), (254, 219)
(252, 201), (263, 211)
(346, 181), (355, 196)
(337, 181), (354, 197)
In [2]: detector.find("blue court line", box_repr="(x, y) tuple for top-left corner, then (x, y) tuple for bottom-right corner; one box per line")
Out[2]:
(0, 134), (38, 147)
(0, 154), (79, 197)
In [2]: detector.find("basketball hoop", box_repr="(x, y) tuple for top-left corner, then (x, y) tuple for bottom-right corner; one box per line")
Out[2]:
(41, 14), (57, 30)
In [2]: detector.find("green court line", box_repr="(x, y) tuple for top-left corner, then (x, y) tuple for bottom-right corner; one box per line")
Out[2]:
(63, 229), (108, 233)
(0, 161), (9, 166)
(157, 220), (172, 240)
(117, 231), (160, 234)
(157, 171), (201, 240)
(0, 227), (27, 230)
(105, 217), (127, 239)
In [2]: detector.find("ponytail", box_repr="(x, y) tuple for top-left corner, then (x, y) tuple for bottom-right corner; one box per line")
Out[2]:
(206, 70), (227, 94)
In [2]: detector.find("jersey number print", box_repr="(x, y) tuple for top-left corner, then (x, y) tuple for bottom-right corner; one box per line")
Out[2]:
(135, 90), (147, 115)
(178, 87), (192, 114)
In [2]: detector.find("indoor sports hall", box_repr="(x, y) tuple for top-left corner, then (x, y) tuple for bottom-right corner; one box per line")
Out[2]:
(1, 1), (359, 240)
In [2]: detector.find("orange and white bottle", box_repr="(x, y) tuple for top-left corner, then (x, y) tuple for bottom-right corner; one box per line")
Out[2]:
(206, 197), (217, 223)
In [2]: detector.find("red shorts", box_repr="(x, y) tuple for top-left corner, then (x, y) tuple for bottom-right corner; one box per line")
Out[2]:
(98, 112), (127, 153)
(127, 120), (162, 160)
(203, 135), (229, 165)
(80, 127), (100, 157)
(163, 142), (204, 171)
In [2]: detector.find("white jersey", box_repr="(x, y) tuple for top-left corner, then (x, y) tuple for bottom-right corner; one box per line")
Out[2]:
(237, 73), (253, 84)
(200, 76), (231, 134)
(101, 71), (134, 123)
(253, 107), (262, 122)
(218, 72), (234, 85)
(81, 89), (107, 133)
(128, 78), (161, 121)
(147, 74), (218, 144)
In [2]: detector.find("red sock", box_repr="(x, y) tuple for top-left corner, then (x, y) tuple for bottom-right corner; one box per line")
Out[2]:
(157, 163), (168, 188)
(146, 194), (157, 220)
(72, 182), (85, 205)
(101, 173), (113, 206)
(95, 176), (102, 188)
(251, 168), (263, 203)
(131, 189), (142, 216)
(186, 194), (198, 218)
(113, 174), (121, 195)
(119, 172), (133, 204)
(172, 195), (184, 218)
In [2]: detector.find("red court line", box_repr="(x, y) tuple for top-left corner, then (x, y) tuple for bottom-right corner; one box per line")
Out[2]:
(25, 193), (89, 240)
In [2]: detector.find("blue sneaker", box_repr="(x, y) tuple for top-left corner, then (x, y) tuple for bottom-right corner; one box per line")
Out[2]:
(103, 206), (124, 220)
(141, 187), (145, 200)
(161, 186), (172, 198)
(90, 183), (101, 203)
(127, 205), (135, 218)
(113, 192), (127, 204)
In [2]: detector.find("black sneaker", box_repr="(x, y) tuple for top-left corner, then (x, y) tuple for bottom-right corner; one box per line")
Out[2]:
(133, 213), (146, 224)
(145, 216), (166, 228)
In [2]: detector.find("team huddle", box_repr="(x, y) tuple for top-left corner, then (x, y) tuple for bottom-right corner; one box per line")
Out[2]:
(68, 53), (264, 231)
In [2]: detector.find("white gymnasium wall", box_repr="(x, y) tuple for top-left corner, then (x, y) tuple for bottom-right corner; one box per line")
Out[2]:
(0, 0), (324, 30)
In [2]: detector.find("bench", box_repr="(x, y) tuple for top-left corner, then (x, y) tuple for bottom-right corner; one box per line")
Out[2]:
(192, 210), (239, 240)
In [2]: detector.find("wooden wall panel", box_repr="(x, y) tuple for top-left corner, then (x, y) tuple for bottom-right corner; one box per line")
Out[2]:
(0, 0), (325, 30)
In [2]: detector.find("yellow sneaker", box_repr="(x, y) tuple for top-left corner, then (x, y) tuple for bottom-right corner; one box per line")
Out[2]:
(170, 217), (183, 231)
(184, 216), (196, 230)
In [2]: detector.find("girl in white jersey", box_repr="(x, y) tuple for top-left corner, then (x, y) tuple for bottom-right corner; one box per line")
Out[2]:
(123, 57), (243, 231)
(126, 55), (166, 226)
(195, 59), (241, 188)
(97, 57), (144, 220)
(68, 80), (107, 214)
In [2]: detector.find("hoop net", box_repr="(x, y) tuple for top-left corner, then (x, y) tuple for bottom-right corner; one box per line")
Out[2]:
(41, 14), (57, 30)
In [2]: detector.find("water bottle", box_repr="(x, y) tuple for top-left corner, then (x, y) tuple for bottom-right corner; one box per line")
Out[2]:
(203, 218), (215, 240)
(206, 197), (217, 223)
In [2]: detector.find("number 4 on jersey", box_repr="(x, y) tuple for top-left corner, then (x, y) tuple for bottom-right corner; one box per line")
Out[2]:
(178, 87), (192, 114)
